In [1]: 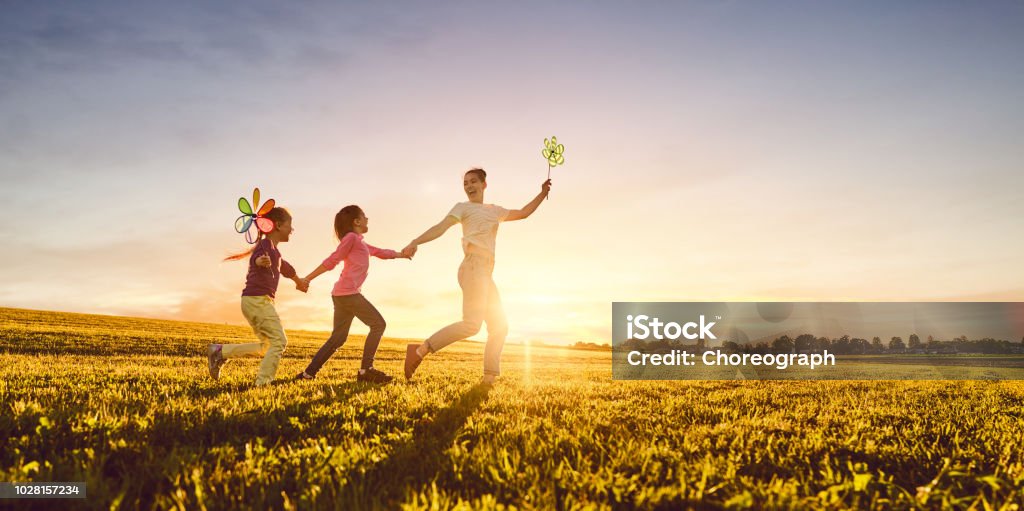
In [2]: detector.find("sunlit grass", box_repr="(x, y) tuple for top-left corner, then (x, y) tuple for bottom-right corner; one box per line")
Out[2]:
(1, 307), (1022, 510)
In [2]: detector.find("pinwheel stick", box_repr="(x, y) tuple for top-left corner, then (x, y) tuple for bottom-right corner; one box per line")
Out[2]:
(546, 164), (551, 199)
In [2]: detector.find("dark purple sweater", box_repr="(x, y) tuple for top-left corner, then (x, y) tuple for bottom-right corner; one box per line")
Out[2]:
(241, 239), (296, 298)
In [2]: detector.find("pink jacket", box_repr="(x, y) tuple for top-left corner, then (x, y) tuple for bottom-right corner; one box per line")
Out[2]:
(322, 232), (399, 296)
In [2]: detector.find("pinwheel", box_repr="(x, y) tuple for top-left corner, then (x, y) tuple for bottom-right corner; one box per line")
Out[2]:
(233, 187), (276, 244)
(542, 136), (565, 177)
(541, 136), (565, 199)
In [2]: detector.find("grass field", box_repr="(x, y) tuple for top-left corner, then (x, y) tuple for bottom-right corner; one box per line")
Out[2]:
(1, 307), (1023, 510)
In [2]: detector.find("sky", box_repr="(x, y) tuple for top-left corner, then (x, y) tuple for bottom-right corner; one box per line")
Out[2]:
(2, 1), (1023, 344)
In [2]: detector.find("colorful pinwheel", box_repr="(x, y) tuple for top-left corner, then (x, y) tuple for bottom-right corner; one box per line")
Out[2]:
(234, 187), (276, 244)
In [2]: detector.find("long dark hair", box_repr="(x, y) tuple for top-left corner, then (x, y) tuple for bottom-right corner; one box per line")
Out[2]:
(334, 205), (363, 241)
(224, 207), (292, 261)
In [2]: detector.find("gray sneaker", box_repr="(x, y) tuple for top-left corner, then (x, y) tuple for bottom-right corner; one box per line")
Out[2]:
(207, 344), (226, 380)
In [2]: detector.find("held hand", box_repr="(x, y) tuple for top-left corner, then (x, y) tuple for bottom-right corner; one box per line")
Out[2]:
(256, 255), (272, 268)
(541, 178), (552, 198)
(401, 244), (418, 259)
(295, 278), (309, 293)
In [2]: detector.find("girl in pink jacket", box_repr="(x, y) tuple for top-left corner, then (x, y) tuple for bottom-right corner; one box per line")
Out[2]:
(298, 205), (409, 382)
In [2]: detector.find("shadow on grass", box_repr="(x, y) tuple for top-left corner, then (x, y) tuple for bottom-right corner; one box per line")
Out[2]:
(150, 379), (389, 449)
(183, 363), (375, 400)
(92, 379), (391, 510)
(335, 382), (493, 508)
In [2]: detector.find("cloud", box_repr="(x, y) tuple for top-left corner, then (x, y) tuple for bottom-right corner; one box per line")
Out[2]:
(14, 13), (195, 73)
(203, 31), (273, 66)
(1, 3), (439, 81)
(0, 7), (242, 78)
(292, 44), (351, 72)
(168, 292), (248, 326)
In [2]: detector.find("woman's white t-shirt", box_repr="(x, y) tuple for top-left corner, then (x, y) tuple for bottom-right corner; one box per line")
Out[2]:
(446, 201), (510, 256)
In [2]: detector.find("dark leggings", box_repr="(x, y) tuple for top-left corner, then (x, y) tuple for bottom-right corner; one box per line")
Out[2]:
(305, 293), (386, 375)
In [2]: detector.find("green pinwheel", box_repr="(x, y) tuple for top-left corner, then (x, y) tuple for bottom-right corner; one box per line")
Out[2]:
(541, 136), (565, 200)
(542, 136), (565, 177)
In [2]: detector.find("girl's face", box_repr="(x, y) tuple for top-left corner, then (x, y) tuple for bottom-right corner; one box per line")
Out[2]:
(354, 213), (369, 234)
(274, 219), (293, 242)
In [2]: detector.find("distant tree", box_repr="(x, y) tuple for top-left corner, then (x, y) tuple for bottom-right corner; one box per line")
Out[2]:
(851, 338), (869, 354)
(649, 339), (671, 351)
(889, 336), (905, 350)
(872, 337), (883, 350)
(827, 335), (851, 354)
(908, 334), (921, 349)
(795, 334), (816, 352)
(816, 337), (831, 351)
(621, 338), (645, 350)
(772, 335), (794, 353)
(721, 341), (740, 352)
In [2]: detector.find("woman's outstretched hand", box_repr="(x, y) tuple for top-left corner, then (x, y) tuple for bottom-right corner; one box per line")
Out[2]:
(401, 244), (417, 259)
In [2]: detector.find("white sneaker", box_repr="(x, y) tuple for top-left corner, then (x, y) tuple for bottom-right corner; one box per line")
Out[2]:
(207, 344), (226, 380)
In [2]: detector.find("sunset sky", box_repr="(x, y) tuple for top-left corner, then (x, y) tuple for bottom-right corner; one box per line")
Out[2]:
(2, 1), (1023, 344)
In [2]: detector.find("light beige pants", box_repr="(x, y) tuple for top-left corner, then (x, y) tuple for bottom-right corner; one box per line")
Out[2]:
(424, 253), (508, 376)
(221, 295), (288, 386)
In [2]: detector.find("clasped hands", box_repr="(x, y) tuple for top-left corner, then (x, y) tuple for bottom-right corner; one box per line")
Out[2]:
(255, 255), (310, 293)
(401, 244), (417, 259)
(256, 245), (417, 295)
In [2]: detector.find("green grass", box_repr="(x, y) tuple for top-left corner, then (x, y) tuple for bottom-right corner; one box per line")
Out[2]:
(1, 307), (1023, 510)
